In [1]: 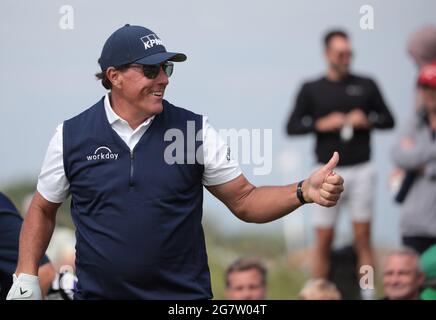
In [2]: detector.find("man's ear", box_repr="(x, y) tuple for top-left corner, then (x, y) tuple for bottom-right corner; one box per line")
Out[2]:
(106, 67), (122, 89)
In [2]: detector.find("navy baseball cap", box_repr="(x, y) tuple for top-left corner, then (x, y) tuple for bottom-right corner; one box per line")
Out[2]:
(99, 24), (187, 70)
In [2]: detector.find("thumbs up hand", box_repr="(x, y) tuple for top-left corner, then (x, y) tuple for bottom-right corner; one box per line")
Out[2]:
(302, 152), (344, 207)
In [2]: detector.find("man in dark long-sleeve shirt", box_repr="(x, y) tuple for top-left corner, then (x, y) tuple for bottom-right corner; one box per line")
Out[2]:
(286, 30), (395, 300)
(288, 74), (394, 165)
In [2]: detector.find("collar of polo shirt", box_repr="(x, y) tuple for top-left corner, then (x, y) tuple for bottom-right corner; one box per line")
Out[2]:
(103, 94), (155, 150)
(104, 94), (155, 128)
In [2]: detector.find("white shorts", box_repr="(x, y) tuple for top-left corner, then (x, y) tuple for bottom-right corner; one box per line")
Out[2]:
(312, 161), (376, 228)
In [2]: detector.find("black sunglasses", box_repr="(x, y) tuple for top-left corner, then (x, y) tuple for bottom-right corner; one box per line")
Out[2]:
(129, 61), (174, 79)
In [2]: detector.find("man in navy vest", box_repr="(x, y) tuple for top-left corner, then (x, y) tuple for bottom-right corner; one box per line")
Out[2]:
(7, 24), (344, 300)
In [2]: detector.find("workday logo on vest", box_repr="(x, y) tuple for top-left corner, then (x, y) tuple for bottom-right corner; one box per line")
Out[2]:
(86, 146), (119, 161)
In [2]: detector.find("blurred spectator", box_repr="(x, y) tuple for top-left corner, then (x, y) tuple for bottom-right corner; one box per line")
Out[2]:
(299, 278), (341, 300)
(390, 26), (436, 193)
(420, 244), (436, 300)
(391, 26), (436, 192)
(225, 258), (267, 300)
(391, 62), (436, 254)
(408, 25), (436, 69)
(408, 25), (436, 112)
(328, 245), (361, 299)
(382, 248), (424, 300)
(0, 192), (55, 299)
(286, 29), (395, 299)
(45, 266), (77, 300)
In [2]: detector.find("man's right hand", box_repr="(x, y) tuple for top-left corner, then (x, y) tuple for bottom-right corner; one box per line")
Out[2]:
(315, 112), (346, 132)
(6, 273), (42, 300)
(303, 152), (344, 207)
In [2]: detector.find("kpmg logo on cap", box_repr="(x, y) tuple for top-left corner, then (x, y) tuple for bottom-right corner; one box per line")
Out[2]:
(140, 34), (164, 50)
(86, 146), (119, 161)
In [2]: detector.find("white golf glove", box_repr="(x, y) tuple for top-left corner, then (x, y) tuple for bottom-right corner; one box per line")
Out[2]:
(6, 273), (42, 300)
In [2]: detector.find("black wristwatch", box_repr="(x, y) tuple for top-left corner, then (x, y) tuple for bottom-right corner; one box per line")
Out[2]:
(297, 180), (307, 204)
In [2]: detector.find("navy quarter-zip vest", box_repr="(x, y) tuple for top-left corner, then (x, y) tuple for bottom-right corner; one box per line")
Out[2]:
(63, 97), (211, 299)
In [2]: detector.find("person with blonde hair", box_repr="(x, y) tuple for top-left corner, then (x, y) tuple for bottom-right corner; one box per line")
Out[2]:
(299, 278), (342, 300)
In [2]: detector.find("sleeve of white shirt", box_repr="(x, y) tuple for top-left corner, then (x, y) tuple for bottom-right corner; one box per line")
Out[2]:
(202, 116), (242, 186)
(36, 123), (70, 203)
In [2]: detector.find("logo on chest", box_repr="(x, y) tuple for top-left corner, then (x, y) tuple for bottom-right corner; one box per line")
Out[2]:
(346, 85), (364, 96)
(86, 146), (119, 161)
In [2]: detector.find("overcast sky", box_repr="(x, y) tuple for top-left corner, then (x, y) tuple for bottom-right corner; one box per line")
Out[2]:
(1, 0), (435, 247)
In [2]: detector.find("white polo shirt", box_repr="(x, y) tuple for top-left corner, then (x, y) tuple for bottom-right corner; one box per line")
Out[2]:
(37, 94), (242, 203)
